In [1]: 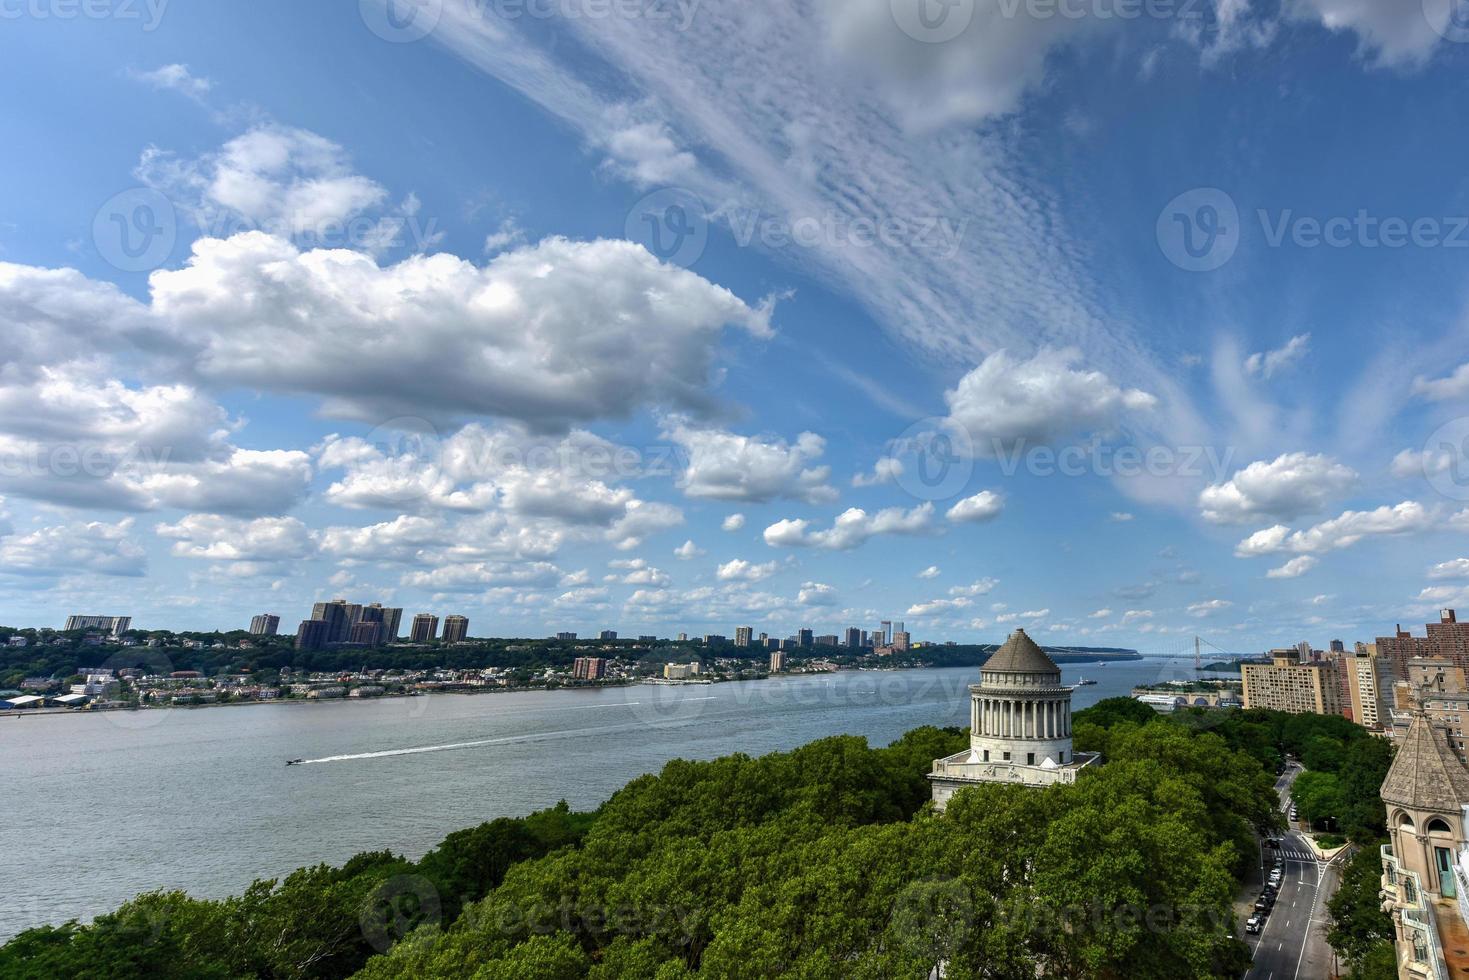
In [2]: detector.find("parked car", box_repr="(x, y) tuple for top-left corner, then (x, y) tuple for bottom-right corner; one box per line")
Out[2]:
(1246, 915), (1263, 934)
(1263, 883), (1278, 896)
(1265, 838), (1282, 848)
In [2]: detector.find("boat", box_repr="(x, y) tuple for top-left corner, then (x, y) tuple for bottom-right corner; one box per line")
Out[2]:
(1074, 677), (1098, 687)
(285, 759), (304, 766)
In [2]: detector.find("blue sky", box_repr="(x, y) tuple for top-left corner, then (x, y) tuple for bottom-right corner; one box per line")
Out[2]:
(2, 0), (1469, 650)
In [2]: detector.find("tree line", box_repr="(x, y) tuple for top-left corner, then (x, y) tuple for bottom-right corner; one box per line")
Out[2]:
(2, 699), (1400, 978)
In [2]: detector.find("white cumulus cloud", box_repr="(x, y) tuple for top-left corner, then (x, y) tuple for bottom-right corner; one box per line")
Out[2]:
(763, 503), (935, 551)
(1199, 452), (1357, 525)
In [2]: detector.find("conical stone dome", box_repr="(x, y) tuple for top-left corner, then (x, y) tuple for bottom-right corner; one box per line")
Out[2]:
(1382, 711), (1469, 812)
(984, 628), (1060, 675)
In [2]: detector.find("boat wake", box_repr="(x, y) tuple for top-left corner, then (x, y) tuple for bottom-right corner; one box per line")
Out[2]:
(293, 701), (720, 765)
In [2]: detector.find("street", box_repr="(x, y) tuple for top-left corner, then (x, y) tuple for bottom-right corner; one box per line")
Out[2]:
(1244, 763), (1348, 980)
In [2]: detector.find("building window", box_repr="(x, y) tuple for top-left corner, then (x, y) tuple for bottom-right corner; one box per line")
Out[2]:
(1027, 752), (1035, 765)
(982, 750), (989, 762)
(1059, 751), (1065, 764)
(1003, 752), (1011, 762)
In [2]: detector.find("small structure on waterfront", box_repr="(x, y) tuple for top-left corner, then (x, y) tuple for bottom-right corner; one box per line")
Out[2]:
(929, 628), (1099, 810)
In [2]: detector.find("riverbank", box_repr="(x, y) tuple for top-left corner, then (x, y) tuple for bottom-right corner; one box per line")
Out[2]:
(4, 654), (1145, 722)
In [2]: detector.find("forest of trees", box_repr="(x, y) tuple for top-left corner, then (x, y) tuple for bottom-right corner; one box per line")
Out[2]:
(0, 700), (1399, 978)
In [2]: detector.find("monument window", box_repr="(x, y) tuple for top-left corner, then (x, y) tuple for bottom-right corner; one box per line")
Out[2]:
(1027, 753), (1035, 765)
(1003, 752), (1011, 762)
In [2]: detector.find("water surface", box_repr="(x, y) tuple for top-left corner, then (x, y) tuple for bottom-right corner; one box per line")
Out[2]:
(1, 657), (1198, 938)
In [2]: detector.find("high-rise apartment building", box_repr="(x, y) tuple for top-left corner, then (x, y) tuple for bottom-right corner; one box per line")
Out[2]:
(1377, 624), (1433, 679)
(843, 627), (861, 649)
(735, 626), (753, 647)
(879, 621), (892, 646)
(769, 650), (786, 672)
(1241, 654), (1345, 716)
(311, 600), (352, 644)
(1391, 675), (1469, 765)
(295, 619), (329, 652)
(442, 615), (470, 643)
(63, 615), (131, 635)
(349, 621), (384, 646)
(599, 630), (618, 641)
(364, 604), (402, 641)
(249, 614), (280, 636)
(572, 657), (606, 680)
(410, 614), (440, 642)
(1344, 650), (1393, 730)
(893, 631), (911, 652)
(798, 629), (813, 648)
(555, 632), (578, 641)
(1428, 609), (1469, 671)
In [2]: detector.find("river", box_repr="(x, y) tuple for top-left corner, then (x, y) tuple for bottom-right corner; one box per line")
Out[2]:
(1, 656), (1208, 939)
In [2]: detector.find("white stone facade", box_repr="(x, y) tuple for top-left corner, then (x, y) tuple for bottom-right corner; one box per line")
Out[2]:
(930, 629), (1098, 810)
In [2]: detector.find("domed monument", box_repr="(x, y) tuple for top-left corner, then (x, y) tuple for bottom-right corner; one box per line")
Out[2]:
(929, 628), (1100, 810)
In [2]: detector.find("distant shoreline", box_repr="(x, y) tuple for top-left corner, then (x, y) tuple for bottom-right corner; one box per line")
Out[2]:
(2, 655), (1144, 721)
